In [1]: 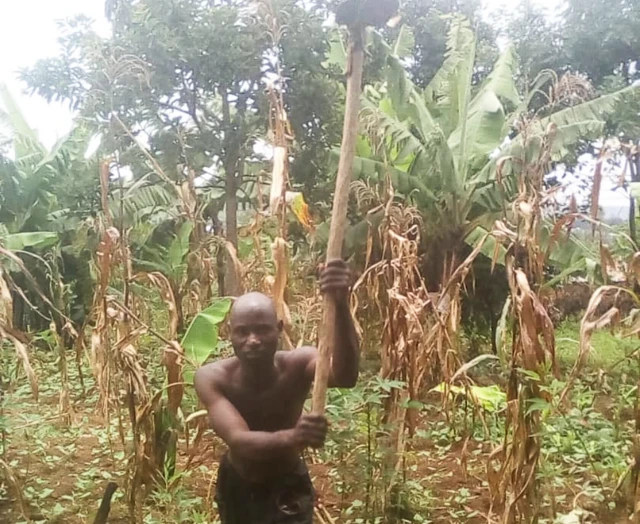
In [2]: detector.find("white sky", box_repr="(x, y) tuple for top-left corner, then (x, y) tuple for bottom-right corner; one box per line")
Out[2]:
(0, 1), (108, 148)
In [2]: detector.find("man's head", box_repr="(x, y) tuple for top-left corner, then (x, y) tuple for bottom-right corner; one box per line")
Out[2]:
(229, 292), (282, 366)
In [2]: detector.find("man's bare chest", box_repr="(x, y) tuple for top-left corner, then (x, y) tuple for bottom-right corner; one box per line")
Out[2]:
(224, 378), (310, 431)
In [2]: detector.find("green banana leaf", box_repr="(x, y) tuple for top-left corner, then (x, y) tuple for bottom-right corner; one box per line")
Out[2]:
(181, 298), (233, 384)
(3, 231), (59, 251)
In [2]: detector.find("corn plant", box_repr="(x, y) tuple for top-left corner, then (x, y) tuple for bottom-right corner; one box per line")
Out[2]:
(485, 81), (599, 521)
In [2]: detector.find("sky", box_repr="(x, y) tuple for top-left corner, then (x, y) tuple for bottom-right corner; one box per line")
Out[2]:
(0, 0), (627, 219)
(0, 1), (108, 148)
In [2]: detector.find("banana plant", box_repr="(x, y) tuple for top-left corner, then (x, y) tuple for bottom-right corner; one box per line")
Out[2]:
(0, 84), (101, 235)
(344, 18), (638, 277)
(181, 297), (232, 385)
(134, 221), (195, 332)
(0, 84), (104, 329)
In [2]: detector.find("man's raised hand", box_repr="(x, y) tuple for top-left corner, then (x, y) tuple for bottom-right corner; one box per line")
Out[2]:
(319, 259), (352, 302)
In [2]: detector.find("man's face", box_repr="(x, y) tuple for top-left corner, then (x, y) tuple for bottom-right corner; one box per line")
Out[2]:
(230, 307), (281, 365)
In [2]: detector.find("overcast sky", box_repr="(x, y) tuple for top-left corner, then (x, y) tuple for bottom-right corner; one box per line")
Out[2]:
(0, 1), (108, 148)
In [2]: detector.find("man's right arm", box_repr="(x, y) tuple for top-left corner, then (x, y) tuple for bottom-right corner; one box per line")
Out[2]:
(194, 366), (326, 461)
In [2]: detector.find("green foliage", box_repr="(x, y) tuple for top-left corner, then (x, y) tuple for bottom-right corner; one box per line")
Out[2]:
(353, 17), (518, 231)
(0, 84), (101, 329)
(555, 319), (640, 372)
(1, 232), (59, 252)
(397, 0), (496, 89)
(0, 85), (100, 236)
(4, 3), (640, 523)
(430, 383), (506, 413)
(137, 222), (194, 282)
(112, 182), (178, 229)
(504, 1), (566, 88)
(273, 0), (345, 200)
(346, 17), (638, 298)
(181, 298), (232, 384)
(322, 376), (414, 519)
(505, 0), (640, 158)
(564, 0), (640, 85)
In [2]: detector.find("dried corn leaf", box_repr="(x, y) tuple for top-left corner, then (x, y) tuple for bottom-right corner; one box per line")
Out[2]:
(450, 354), (500, 383)
(560, 286), (622, 404)
(271, 237), (293, 350)
(132, 272), (179, 340)
(0, 264), (13, 329)
(600, 243), (616, 283)
(100, 160), (112, 226)
(163, 340), (184, 415)
(224, 241), (245, 297)
(114, 326), (148, 402)
(488, 117), (561, 522)
(0, 459), (29, 518)
(270, 146), (287, 215)
(6, 333), (38, 401)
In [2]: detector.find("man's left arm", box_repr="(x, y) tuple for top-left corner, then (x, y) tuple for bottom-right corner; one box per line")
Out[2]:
(328, 269), (359, 387)
(303, 259), (360, 388)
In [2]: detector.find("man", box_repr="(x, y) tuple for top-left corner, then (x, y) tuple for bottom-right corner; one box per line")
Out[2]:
(194, 259), (359, 524)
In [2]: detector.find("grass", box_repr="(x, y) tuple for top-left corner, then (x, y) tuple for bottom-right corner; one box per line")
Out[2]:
(555, 317), (640, 372)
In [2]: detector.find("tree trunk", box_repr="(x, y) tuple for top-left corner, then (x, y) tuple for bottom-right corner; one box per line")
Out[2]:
(221, 84), (241, 297)
(212, 214), (226, 296)
(216, 248), (226, 296)
(225, 165), (240, 296)
(630, 195), (637, 246)
(630, 153), (639, 245)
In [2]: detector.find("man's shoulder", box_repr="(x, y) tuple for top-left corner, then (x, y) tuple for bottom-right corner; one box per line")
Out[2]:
(194, 358), (237, 389)
(277, 346), (318, 369)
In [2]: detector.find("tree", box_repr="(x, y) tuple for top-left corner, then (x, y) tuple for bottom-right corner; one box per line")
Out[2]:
(22, 0), (357, 294)
(271, 0), (346, 202)
(395, 0), (496, 89)
(505, 0), (640, 246)
(506, 0), (640, 88)
(564, 0), (640, 86)
(23, 1), (270, 295)
(350, 19), (520, 280)
(504, 0), (566, 88)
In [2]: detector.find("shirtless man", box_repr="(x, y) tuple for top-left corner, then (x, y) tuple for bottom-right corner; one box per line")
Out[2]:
(194, 259), (359, 524)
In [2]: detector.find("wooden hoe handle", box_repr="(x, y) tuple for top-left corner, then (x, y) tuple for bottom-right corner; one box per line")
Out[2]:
(311, 34), (365, 416)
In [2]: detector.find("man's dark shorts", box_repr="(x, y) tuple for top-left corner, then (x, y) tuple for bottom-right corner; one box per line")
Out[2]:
(215, 454), (314, 524)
